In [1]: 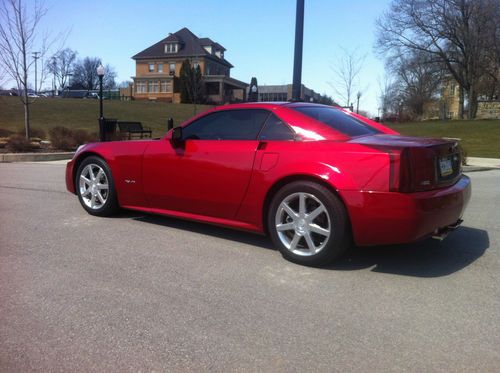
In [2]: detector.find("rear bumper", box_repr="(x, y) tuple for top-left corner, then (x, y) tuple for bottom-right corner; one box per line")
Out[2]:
(65, 159), (76, 194)
(343, 175), (471, 246)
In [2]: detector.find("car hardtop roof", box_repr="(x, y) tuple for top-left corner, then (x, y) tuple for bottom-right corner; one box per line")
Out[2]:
(213, 101), (336, 111)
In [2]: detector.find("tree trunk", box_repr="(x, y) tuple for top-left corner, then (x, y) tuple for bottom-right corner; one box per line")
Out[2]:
(458, 85), (464, 119)
(467, 87), (478, 119)
(24, 101), (30, 138)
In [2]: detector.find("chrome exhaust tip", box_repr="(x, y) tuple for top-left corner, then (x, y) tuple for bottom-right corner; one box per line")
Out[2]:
(432, 219), (463, 241)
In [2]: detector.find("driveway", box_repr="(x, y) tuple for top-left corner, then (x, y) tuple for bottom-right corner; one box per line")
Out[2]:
(0, 162), (498, 372)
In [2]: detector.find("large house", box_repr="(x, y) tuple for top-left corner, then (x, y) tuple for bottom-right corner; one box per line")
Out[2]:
(131, 27), (248, 103)
(423, 76), (500, 120)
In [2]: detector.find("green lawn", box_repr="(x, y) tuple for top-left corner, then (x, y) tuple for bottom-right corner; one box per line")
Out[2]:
(1, 97), (499, 157)
(0, 96), (213, 137)
(388, 120), (500, 158)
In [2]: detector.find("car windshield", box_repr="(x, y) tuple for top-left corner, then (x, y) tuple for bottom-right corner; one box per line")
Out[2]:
(292, 106), (380, 137)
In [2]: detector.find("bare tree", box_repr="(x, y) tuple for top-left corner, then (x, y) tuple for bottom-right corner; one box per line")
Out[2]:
(47, 48), (77, 90)
(71, 57), (101, 90)
(378, 75), (401, 120)
(329, 47), (365, 107)
(376, 0), (500, 119)
(71, 57), (117, 90)
(0, 0), (48, 138)
(388, 50), (443, 118)
(102, 64), (117, 89)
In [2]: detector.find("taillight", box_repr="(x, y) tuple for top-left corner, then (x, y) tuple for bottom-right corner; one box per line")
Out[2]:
(387, 147), (413, 192)
(398, 148), (414, 192)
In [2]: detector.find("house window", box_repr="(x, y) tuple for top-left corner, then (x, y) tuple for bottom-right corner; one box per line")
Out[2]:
(449, 83), (456, 96)
(136, 81), (146, 93)
(148, 63), (154, 72)
(149, 81), (159, 93)
(193, 60), (200, 69)
(160, 80), (172, 93)
(169, 62), (175, 75)
(158, 63), (163, 73)
(165, 43), (178, 53)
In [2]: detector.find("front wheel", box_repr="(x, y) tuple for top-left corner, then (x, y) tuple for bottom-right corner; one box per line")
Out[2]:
(268, 181), (351, 266)
(75, 156), (119, 216)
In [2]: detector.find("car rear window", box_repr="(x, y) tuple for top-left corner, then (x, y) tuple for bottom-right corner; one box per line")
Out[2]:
(292, 106), (380, 137)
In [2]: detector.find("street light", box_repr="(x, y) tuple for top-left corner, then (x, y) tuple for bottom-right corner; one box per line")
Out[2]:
(97, 64), (105, 141)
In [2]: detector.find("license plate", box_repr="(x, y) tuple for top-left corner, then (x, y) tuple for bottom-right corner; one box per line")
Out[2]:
(439, 156), (453, 177)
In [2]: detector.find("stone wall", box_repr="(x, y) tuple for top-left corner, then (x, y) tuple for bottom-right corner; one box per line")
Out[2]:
(476, 101), (500, 119)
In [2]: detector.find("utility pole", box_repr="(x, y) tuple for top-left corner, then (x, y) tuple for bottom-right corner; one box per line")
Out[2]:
(292, 0), (304, 101)
(356, 91), (361, 114)
(32, 51), (40, 94)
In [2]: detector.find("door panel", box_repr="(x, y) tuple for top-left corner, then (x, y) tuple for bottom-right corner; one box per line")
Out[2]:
(143, 139), (259, 219)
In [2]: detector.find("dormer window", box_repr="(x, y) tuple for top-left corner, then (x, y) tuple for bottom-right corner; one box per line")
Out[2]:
(165, 43), (178, 54)
(215, 50), (221, 58)
(203, 46), (212, 54)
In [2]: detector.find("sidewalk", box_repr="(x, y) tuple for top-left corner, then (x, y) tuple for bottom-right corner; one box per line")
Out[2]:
(0, 152), (74, 162)
(466, 157), (500, 168)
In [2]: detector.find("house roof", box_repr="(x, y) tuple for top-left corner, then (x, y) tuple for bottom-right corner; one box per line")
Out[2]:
(132, 27), (232, 67)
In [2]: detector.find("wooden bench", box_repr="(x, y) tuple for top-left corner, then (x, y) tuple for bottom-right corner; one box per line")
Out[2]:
(117, 121), (152, 140)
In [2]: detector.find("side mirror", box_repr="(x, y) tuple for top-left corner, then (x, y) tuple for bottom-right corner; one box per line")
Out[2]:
(171, 126), (183, 146)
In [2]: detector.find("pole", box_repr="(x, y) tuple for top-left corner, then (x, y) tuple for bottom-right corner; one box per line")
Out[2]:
(32, 52), (40, 94)
(99, 75), (104, 141)
(292, 0), (304, 101)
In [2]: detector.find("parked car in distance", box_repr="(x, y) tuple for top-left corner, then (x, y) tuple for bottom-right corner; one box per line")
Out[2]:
(66, 102), (471, 266)
(27, 93), (39, 98)
(83, 92), (99, 99)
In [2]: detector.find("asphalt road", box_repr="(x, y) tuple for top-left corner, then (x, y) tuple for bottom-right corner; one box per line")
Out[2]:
(1, 161), (499, 372)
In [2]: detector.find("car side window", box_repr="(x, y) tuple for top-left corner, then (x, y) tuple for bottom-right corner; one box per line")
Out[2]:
(258, 113), (295, 141)
(182, 109), (270, 140)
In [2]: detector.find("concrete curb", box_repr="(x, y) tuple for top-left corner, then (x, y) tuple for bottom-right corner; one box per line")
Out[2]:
(463, 166), (496, 173)
(0, 152), (74, 162)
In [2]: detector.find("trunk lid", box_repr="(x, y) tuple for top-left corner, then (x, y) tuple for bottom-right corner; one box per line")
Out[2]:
(351, 134), (462, 192)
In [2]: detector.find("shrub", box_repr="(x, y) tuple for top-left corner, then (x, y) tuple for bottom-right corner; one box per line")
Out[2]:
(461, 146), (468, 166)
(0, 128), (14, 137)
(49, 126), (75, 151)
(30, 127), (46, 140)
(49, 126), (96, 151)
(6, 134), (33, 152)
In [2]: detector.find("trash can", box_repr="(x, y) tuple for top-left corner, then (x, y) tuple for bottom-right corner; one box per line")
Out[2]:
(99, 118), (117, 142)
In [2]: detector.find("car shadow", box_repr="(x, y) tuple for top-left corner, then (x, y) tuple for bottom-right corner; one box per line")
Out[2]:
(117, 211), (488, 278)
(327, 226), (489, 277)
(123, 212), (275, 251)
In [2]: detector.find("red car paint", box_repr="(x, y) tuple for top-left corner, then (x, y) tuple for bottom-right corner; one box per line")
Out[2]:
(66, 102), (470, 246)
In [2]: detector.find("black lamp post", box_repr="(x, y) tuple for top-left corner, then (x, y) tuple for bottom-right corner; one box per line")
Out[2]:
(97, 64), (105, 141)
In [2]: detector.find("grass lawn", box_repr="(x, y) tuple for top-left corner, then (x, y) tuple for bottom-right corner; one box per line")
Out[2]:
(1, 97), (499, 157)
(388, 120), (500, 158)
(0, 96), (213, 138)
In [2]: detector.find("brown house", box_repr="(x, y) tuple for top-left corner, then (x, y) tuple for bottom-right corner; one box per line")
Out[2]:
(131, 27), (248, 104)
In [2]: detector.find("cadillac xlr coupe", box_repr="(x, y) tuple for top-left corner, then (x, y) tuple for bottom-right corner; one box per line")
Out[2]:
(66, 102), (471, 265)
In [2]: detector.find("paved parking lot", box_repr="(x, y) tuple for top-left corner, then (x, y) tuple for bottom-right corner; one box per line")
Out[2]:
(1, 161), (499, 372)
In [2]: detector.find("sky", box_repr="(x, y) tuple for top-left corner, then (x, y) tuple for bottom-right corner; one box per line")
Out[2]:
(25, 0), (392, 116)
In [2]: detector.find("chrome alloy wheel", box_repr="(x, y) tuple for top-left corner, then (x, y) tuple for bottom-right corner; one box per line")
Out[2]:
(275, 192), (331, 256)
(78, 163), (109, 210)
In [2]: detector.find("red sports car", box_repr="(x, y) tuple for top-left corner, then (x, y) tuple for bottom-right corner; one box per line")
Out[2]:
(66, 102), (471, 265)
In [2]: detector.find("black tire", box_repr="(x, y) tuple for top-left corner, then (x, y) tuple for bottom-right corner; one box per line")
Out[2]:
(75, 156), (119, 217)
(268, 181), (351, 266)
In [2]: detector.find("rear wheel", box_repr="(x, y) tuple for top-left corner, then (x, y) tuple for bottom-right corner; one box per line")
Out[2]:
(75, 156), (119, 216)
(268, 181), (350, 266)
